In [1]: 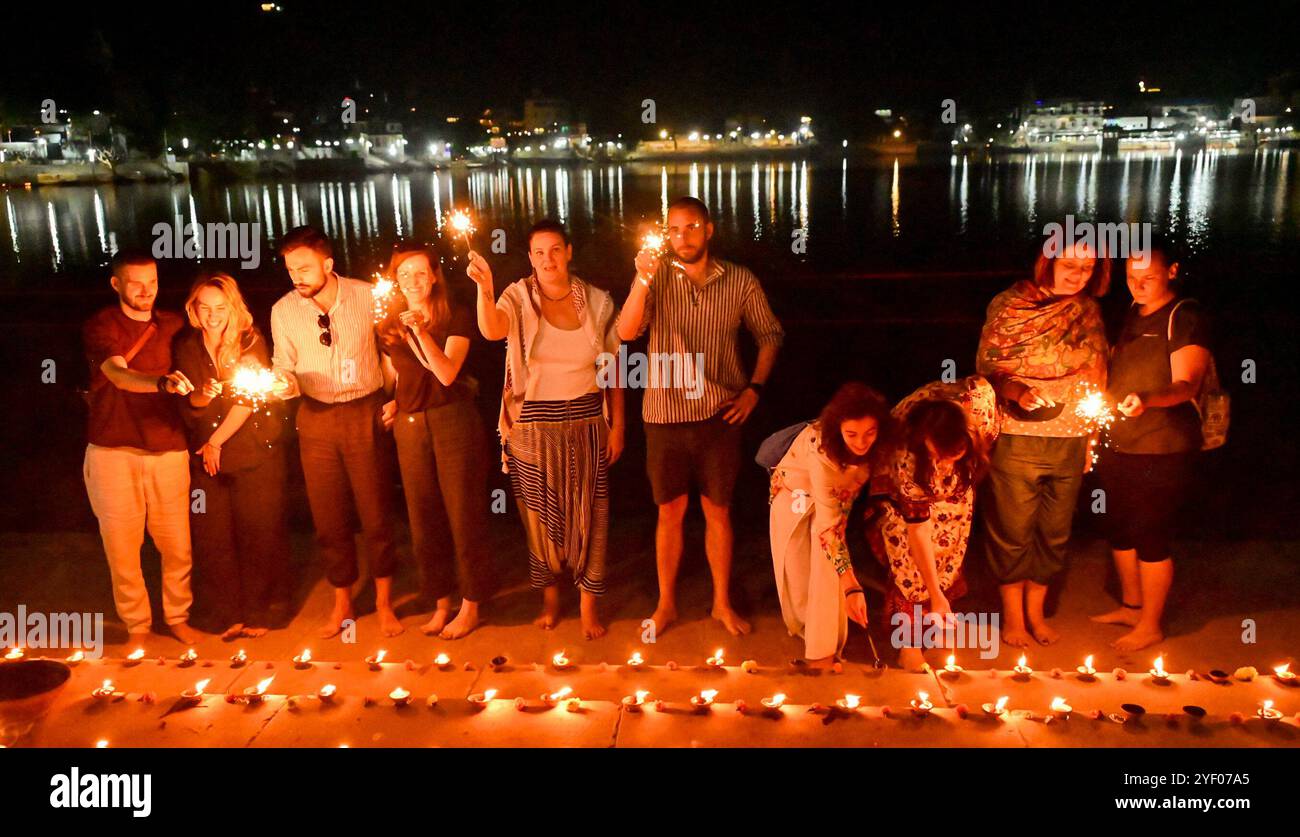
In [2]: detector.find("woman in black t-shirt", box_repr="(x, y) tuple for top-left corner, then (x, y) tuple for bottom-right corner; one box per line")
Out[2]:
(378, 243), (492, 639)
(176, 272), (290, 640)
(1091, 238), (1211, 652)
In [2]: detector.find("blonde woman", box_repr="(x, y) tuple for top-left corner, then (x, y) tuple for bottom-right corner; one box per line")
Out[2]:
(175, 272), (289, 640)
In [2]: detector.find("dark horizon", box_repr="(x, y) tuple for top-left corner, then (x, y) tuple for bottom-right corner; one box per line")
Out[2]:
(4, 2), (1298, 139)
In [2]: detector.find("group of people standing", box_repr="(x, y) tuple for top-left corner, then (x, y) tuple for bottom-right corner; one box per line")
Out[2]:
(80, 196), (1210, 665)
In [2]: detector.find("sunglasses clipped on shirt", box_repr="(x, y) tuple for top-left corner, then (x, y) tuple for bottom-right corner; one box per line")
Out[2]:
(317, 313), (332, 347)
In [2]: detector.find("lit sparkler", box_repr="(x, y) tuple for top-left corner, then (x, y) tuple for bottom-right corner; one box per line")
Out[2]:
(1074, 385), (1118, 466)
(228, 365), (279, 413)
(444, 209), (476, 250)
(371, 272), (397, 323)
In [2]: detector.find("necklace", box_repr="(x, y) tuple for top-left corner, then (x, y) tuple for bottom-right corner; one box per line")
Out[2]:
(538, 282), (573, 302)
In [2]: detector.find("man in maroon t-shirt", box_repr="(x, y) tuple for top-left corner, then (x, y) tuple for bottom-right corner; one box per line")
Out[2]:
(82, 249), (201, 642)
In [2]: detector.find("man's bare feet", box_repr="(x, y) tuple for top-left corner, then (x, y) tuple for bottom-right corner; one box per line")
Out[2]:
(318, 605), (355, 639)
(580, 593), (605, 640)
(711, 604), (751, 636)
(241, 626), (268, 638)
(898, 647), (927, 672)
(169, 623), (202, 644)
(1091, 607), (1141, 627)
(646, 603), (677, 637)
(440, 605), (479, 640)
(1112, 626), (1163, 652)
(378, 606), (404, 637)
(420, 608), (450, 636)
(1028, 620), (1060, 645)
(534, 586), (561, 630)
(221, 623), (245, 642)
(1002, 626), (1033, 647)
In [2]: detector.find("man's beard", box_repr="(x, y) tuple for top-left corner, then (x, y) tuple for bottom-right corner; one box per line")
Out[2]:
(295, 283), (322, 298)
(672, 246), (707, 265)
(122, 295), (153, 312)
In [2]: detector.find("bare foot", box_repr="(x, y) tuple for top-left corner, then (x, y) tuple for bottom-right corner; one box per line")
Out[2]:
(241, 626), (268, 638)
(378, 606), (404, 637)
(646, 603), (677, 637)
(169, 623), (202, 644)
(580, 594), (606, 639)
(318, 605), (354, 639)
(1112, 626), (1163, 652)
(420, 608), (450, 636)
(440, 607), (479, 640)
(1091, 608), (1141, 627)
(534, 587), (561, 630)
(1028, 620), (1060, 645)
(898, 647), (927, 672)
(221, 623), (245, 642)
(711, 605), (751, 636)
(1002, 626), (1033, 647)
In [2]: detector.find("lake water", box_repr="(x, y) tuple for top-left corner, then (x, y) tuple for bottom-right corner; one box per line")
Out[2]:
(2, 149), (1297, 536)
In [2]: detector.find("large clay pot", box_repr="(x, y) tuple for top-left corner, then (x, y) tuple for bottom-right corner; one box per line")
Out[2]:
(0, 660), (72, 745)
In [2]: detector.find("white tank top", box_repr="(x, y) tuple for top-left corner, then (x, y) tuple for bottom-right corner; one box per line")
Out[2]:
(526, 317), (599, 402)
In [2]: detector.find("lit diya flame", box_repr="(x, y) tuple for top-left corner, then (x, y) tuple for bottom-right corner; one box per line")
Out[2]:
(66, 650), (84, 664)
(3, 647), (23, 660)
(96, 740), (109, 748)
(388, 687), (412, 706)
(230, 649), (248, 665)
(468, 688), (497, 706)
(434, 652), (452, 667)
(691, 689), (719, 707)
(179, 648), (198, 664)
(92, 679), (115, 699)
(317, 684), (337, 701)
(910, 691), (933, 714)
(242, 675), (275, 700)
(552, 650), (571, 668)
(1077, 654), (1097, 676)
(366, 649), (387, 667)
(229, 366), (279, 411)
(544, 686), (574, 706)
(622, 689), (651, 708)
(1274, 663), (1296, 682)
(1013, 655), (1032, 675)
(1150, 656), (1170, 680)
(983, 695), (1010, 716)
(1050, 696), (1072, 717)
(183, 679), (211, 699)
(943, 654), (963, 674)
(761, 693), (787, 709)
(838, 694), (863, 711)
(706, 648), (726, 667)
(627, 651), (644, 667)
(1258, 699), (1282, 720)
(126, 648), (146, 662)
(293, 648), (312, 666)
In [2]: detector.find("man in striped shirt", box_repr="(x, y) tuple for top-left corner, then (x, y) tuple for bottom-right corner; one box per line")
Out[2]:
(617, 196), (783, 635)
(270, 225), (402, 639)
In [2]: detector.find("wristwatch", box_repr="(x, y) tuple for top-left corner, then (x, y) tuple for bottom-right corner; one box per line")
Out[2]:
(747, 381), (765, 396)
(156, 375), (169, 393)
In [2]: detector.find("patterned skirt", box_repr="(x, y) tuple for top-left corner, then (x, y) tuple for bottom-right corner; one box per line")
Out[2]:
(506, 391), (609, 594)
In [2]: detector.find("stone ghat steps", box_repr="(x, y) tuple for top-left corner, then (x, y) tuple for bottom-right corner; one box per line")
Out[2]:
(9, 655), (1300, 748)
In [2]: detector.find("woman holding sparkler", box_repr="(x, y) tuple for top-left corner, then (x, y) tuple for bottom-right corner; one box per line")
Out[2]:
(976, 236), (1109, 647)
(866, 376), (997, 671)
(377, 242), (492, 640)
(468, 219), (625, 639)
(1091, 237), (1211, 651)
(175, 273), (289, 640)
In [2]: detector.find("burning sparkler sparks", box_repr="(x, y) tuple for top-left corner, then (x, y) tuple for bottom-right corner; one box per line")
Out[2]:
(444, 209), (476, 250)
(229, 365), (279, 413)
(371, 273), (397, 323)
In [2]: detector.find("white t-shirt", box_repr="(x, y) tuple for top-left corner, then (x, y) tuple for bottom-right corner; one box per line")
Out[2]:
(526, 317), (599, 402)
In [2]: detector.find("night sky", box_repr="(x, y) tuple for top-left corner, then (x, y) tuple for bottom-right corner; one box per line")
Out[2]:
(3, 1), (1297, 136)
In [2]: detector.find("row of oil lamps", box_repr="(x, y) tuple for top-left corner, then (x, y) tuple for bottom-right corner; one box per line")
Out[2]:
(16, 645), (1298, 686)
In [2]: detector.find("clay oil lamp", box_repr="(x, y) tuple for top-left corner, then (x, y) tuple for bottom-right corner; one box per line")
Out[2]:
(364, 649), (387, 670)
(1148, 656), (1171, 685)
(910, 691), (933, 717)
(1012, 654), (1033, 680)
(982, 695), (1010, 718)
(1076, 655), (1097, 680)
(622, 690), (650, 711)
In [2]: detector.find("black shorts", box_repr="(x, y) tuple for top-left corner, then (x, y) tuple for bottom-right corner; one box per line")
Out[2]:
(1095, 450), (1197, 562)
(645, 416), (743, 506)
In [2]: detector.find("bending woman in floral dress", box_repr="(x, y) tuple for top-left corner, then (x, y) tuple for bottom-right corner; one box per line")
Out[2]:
(867, 375), (998, 671)
(769, 383), (893, 667)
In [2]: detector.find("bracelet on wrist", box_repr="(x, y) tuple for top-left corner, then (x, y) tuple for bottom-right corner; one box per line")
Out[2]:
(844, 587), (864, 598)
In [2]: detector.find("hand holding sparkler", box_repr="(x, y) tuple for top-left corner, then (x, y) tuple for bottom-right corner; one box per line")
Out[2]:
(201, 379), (224, 400)
(1116, 392), (1146, 418)
(466, 251), (494, 295)
(1013, 383), (1054, 412)
(635, 229), (666, 285)
(398, 309), (427, 332)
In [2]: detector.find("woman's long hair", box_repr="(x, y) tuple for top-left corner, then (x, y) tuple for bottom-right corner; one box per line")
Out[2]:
(817, 382), (896, 470)
(1032, 227), (1112, 297)
(184, 272), (256, 374)
(903, 399), (988, 494)
(378, 243), (451, 347)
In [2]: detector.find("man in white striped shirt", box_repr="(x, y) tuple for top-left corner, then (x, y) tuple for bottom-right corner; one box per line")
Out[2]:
(270, 225), (402, 639)
(617, 196), (783, 636)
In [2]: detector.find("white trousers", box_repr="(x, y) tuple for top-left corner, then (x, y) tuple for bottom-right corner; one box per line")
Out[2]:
(83, 444), (193, 632)
(770, 488), (847, 660)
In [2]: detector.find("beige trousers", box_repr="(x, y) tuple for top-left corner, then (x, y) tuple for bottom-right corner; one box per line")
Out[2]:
(83, 444), (193, 632)
(770, 488), (847, 660)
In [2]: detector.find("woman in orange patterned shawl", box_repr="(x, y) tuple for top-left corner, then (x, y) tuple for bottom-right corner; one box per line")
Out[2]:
(976, 236), (1109, 648)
